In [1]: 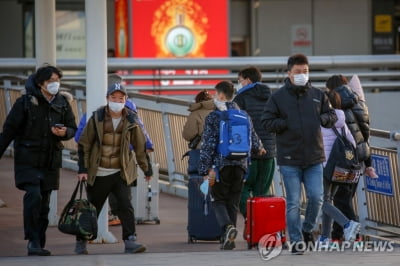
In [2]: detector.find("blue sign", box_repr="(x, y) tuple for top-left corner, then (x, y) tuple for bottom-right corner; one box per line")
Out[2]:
(366, 155), (394, 196)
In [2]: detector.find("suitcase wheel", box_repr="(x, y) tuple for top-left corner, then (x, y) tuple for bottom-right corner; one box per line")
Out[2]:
(188, 236), (196, 244)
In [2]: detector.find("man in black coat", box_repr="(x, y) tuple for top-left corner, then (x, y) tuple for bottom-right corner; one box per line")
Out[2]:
(233, 66), (275, 222)
(261, 54), (337, 254)
(0, 65), (77, 256)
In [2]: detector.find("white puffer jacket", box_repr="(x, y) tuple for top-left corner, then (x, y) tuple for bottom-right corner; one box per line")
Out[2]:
(321, 109), (356, 167)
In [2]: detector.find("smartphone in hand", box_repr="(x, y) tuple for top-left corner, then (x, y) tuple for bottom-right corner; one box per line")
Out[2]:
(54, 123), (64, 128)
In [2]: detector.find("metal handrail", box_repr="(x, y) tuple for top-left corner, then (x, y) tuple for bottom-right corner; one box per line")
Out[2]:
(1, 55), (400, 71)
(60, 71), (400, 82)
(1, 55), (399, 92)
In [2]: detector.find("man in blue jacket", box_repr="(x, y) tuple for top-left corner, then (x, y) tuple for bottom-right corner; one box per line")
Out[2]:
(261, 54), (337, 254)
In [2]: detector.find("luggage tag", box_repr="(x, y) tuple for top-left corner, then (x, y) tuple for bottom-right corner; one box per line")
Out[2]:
(200, 179), (209, 216)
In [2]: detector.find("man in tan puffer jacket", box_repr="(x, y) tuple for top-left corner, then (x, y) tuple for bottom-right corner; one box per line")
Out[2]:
(76, 83), (152, 255)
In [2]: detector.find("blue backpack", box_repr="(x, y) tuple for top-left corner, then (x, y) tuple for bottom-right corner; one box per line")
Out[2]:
(216, 109), (251, 159)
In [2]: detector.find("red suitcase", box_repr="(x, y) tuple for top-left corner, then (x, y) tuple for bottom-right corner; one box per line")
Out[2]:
(245, 196), (286, 249)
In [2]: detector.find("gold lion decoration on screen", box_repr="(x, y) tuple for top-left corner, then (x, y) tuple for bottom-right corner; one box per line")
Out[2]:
(151, 0), (209, 58)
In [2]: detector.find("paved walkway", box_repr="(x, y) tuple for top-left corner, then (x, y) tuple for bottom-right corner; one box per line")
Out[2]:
(0, 155), (399, 265)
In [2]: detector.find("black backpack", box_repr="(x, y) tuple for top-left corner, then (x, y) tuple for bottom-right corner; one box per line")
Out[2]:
(323, 127), (362, 184)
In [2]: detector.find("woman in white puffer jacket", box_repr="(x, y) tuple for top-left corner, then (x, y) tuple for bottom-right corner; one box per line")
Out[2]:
(318, 90), (361, 246)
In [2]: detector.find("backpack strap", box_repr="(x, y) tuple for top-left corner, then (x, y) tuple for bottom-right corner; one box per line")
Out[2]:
(332, 127), (345, 138)
(332, 127), (350, 148)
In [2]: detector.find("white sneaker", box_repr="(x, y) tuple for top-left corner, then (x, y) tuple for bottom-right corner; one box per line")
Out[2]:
(343, 220), (361, 242)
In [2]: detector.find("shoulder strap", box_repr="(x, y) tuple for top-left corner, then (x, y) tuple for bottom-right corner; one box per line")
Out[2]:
(332, 127), (341, 137)
(332, 127), (351, 147)
(332, 127), (346, 137)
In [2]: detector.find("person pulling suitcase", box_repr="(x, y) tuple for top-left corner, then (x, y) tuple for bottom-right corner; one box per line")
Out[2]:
(198, 81), (264, 250)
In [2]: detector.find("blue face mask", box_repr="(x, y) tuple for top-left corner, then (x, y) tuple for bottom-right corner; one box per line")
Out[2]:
(200, 179), (209, 195)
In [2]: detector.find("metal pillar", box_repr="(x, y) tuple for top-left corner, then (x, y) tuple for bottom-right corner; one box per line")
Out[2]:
(250, 0), (260, 56)
(34, 0), (56, 67)
(85, 0), (116, 244)
(35, 0), (59, 226)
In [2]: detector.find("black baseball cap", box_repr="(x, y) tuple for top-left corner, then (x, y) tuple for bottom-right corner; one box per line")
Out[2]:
(107, 83), (127, 96)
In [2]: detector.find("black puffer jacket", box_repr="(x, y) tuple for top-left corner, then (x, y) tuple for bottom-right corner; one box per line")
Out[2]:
(0, 74), (77, 190)
(234, 82), (276, 159)
(333, 85), (371, 163)
(261, 78), (337, 166)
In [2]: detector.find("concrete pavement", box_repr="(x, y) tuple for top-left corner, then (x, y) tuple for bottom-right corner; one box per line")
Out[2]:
(1, 155), (399, 265)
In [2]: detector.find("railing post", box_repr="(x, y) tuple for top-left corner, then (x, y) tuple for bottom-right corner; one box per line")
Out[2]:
(161, 110), (178, 184)
(272, 164), (284, 197)
(48, 191), (59, 226)
(3, 80), (12, 113)
(356, 175), (377, 237)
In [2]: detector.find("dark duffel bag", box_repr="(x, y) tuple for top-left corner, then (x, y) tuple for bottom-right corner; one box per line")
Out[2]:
(58, 180), (98, 240)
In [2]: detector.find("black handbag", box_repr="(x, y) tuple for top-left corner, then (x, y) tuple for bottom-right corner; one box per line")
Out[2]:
(323, 127), (362, 184)
(58, 180), (98, 240)
(188, 134), (202, 150)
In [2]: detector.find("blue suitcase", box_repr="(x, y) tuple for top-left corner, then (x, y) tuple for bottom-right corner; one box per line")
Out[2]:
(187, 176), (223, 243)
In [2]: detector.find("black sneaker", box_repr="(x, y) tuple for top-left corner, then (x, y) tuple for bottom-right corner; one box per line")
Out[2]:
(302, 230), (314, 250)
(221, 225), (237, 250)
(27, 241), (51, 256)
(290, 241), (305, 255)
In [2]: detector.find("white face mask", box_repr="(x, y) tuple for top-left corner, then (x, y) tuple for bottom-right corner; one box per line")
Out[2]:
(236, 82), (243, 91)
(108, 101), (125, 113)
(293, 73), (309, 86)
(213, 98), (227, 111)
(46, 82), (60, 95)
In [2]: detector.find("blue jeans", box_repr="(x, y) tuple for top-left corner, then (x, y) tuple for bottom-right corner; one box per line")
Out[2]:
(279, 164), (323, 243)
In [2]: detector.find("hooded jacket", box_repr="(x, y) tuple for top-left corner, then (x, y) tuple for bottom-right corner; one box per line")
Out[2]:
(0, 74), (77, 190)
(332, 85), (370, 163)
(234, 82), (276, 159)
(77, 106), (150, 186)
(261, 78), (337, 167)
(182, 99), (215, 149)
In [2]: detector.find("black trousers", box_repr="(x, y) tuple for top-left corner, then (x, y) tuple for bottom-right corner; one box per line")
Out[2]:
(211, 166), (244, 230)
(22, 184), (51, 247)
(331, 183), (358, 239)
(87, 172), (135, 240)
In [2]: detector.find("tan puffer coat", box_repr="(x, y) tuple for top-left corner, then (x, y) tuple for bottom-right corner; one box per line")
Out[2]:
(182, 99), (215, 149)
